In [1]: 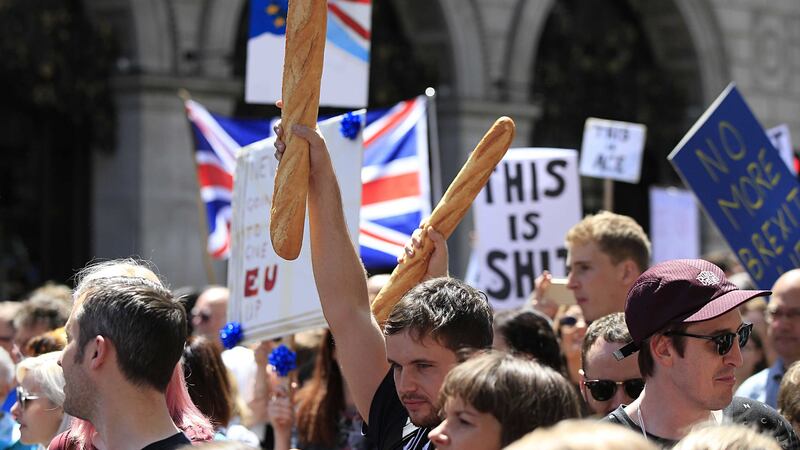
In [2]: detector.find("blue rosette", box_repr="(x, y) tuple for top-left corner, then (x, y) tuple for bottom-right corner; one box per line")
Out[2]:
(339, 112), (362, 140)
(219, 322), (244, 349)
(268, 344), (297, 377)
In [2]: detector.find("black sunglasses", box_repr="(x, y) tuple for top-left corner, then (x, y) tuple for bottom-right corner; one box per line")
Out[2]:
(583, 377), (644, 402)
(16, 386), (40, 410)
(664, 322), (752, 356)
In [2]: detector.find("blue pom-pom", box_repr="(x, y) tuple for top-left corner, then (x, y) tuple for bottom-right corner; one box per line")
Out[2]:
(268, 344), (297, 377)
(219, 322), (244, 349)
(339, 112), (362, 140)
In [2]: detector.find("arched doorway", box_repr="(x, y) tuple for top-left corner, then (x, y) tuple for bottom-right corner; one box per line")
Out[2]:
(529, 0), (722, 235)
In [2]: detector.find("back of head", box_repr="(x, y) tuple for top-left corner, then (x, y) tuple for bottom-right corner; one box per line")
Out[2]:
(565, 211), (651, 273)
(182, 335), (233, 429)
(25, 327), (67, 357)
(493, 308), (565, 375)
(672, 423), (781, 450)
(439, 352), (581, 446)
(581, 312), (630, 369)
(76, 275), (186, 392)
(74, 258), (163, 298)
(778, 361), (800, 427)
(384, 277), (493, 351)
(505, 419), (658, 450)
(14, 295), (71, 332)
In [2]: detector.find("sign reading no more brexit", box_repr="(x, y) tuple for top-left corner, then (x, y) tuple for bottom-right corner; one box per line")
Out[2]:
(668, 84), (800, 289)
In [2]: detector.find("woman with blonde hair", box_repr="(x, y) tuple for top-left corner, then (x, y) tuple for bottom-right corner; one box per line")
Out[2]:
(11, 352), (72, 448)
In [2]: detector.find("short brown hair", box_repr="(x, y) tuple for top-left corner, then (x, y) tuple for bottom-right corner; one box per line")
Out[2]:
(76, 276), (187, 392)
(565, 211), (650, 272)
(581, 312), (630, 369)
(439, 352), (581, 446)
(384, 277), (493, 352)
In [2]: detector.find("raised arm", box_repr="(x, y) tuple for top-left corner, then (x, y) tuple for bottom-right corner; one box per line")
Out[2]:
(275, 124), (388, 422)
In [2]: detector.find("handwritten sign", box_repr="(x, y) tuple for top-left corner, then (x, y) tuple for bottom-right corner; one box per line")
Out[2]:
(579, 118), (647, 184)
(669, 84), (800, 289)
(474, 148), (581, 310)
(649, 187), (699, 263)
(767, 124), (797, 176)
(227, 113), (364, 342)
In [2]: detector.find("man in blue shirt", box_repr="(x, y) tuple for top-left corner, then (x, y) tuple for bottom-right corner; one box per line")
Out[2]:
(737, 269), (800, 408)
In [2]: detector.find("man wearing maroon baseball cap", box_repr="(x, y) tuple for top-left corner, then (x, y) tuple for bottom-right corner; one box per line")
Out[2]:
(604, 259), (798, 448)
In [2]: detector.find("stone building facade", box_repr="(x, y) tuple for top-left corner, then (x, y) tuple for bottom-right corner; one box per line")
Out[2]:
(83, 0), (800, 287)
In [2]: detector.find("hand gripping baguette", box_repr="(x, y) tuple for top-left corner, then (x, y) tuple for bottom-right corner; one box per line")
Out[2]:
(270, 0), (327, 260)
(370, 117), (516, 323)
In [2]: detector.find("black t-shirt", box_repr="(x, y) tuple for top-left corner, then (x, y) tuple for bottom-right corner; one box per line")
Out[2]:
(141, 432), (192, 450)
(604, 397), (799, 449)
(363, 371), (432, 450)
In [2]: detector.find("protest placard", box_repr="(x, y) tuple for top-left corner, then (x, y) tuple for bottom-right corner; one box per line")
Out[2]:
(475, 148), (581, 310)
(579, 118), (647, 184)
(669, 84), (800, 289)
(649, 187), (699, 264)
(227, 113), (364, 343)
(767, 124), (797, 175)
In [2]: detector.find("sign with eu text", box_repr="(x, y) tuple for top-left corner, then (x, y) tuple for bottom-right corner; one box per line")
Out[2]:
(669, 84), (800, 289)
(227, 113), (364, 342)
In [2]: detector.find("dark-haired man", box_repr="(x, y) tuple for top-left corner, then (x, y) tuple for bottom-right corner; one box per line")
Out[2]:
(59, 273), (190, 450)
(605, 259), (798, 448)
(580, 312), (643, 416)
(274, 124), (493, 449)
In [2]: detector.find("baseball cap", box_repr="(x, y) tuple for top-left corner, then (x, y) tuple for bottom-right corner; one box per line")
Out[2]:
(613, 259), (769, 361)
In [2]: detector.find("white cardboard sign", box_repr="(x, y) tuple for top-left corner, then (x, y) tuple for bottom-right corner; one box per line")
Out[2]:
(649, 187), (700, 264)
(767, 124), (797, 175)
(474, 148), (581, 311)
(579, 118), (647, 184)
(227, 114), (364, 343)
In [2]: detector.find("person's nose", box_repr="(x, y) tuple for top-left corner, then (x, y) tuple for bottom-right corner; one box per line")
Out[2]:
(612, 385), (631, 411)
(566, 271), (579, 290)
(10, 401), (21, 422)
(428, 419), (450, 447)
(726, 338), (744, 367)
(396, 368), (417, 394)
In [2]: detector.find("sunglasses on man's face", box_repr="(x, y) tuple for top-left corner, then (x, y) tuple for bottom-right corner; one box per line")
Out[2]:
(664, 322), (753, 356)
(582, 377), (645, 402)
(16, 386), (40, 410)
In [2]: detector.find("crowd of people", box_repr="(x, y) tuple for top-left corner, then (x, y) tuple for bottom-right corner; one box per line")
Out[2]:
(0, 122), (797, 449)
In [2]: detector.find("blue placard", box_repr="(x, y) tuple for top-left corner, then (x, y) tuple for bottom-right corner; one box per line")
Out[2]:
(669, 84), (800, 289)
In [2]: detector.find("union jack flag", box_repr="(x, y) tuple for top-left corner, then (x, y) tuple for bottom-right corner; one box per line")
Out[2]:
(183, 97), (431, 268)
(184, 100), (272, 259)
(360, 96), (431, 270)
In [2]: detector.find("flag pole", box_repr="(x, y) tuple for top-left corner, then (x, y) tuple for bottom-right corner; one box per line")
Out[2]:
(179, 89), (218, 285)
(425, 87), (444, 203)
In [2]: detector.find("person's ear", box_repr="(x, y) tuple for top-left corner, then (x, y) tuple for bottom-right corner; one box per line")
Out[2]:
(651, 335), (675, 368)
(89, 335), (110, 370)
(619, 259), (640, 285)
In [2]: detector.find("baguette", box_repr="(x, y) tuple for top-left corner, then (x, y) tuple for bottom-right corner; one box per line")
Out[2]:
(270, 0), (327, 260)
(371, 117), (516, 323)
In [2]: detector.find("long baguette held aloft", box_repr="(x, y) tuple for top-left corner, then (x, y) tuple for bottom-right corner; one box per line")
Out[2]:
(270, 0), (327, 260)
(371, 117), (516, 323)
